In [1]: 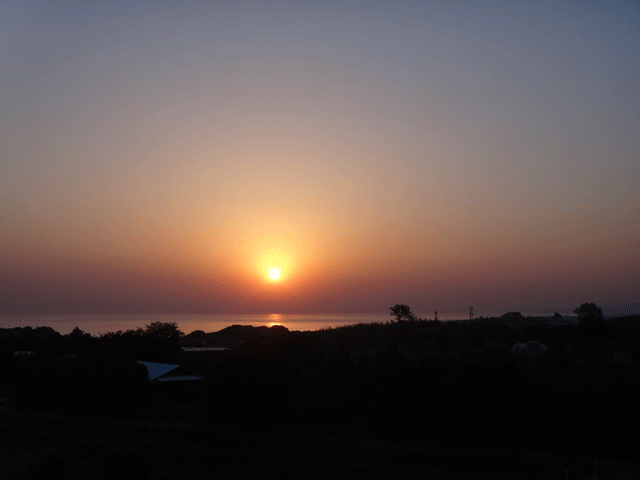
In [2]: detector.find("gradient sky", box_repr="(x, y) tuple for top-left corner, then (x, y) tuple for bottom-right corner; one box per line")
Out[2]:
(2, 0), (639, 315)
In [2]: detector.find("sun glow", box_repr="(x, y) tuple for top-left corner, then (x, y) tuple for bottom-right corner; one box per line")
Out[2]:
(269, 267), (281, 280)
(256, 247), (292, 283)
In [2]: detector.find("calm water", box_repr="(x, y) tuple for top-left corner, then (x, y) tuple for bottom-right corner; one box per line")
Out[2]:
(0, 311), (562, 336)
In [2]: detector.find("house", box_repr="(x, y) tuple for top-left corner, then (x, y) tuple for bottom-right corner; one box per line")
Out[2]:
(511, 341), (547, 359)
(137, 361), (203, 382)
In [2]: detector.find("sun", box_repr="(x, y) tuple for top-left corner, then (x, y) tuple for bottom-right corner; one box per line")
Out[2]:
(268, 267), (281, 280)
(258, 248), (289, 282)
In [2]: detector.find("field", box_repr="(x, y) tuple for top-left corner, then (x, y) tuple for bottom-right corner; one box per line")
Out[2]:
(3, 404), (633, 480)
(1, 315), (639, 479)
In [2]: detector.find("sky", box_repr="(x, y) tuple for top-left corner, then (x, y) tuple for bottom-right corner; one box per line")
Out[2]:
(1, 0), (639, 316)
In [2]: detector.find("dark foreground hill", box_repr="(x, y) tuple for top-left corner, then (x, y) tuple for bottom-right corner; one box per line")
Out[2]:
(1, 315), (639, 479)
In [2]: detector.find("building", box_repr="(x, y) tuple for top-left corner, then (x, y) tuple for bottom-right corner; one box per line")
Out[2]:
(137, 361), (203, 382)
(511, 341), (547, 359)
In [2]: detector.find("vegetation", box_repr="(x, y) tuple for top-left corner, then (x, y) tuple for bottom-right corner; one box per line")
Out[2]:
(1, 305), (640, 478)
(574, 302), (604, 319)
(1, 322), (183, 414)
(389, 304), (416, 322)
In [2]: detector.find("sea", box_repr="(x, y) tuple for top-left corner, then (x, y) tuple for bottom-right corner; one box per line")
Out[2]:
(0, 311), (568, 336)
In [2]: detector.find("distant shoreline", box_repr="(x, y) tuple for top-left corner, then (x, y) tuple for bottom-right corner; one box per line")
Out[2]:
(0, 311), (579, 336)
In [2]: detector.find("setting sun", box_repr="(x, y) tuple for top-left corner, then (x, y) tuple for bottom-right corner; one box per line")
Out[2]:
(257, 247), (292, 283)
(269, 267), (281, 280)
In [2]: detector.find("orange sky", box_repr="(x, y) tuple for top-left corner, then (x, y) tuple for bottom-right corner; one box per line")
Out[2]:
(1, 1), (639, 315)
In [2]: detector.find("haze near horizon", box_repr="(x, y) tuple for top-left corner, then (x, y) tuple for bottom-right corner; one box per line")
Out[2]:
(1, 1), (639, 315)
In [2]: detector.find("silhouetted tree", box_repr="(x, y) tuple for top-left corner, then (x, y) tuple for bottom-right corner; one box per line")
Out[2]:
(143, 322), (183, 340)
(574, 303), (603, 319)
(390, 304), (416, 322)
(96, 322), (184, 362)
(66, 326), (94, 356)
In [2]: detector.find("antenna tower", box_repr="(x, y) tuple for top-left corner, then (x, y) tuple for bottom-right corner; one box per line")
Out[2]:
(469, 306), (474, 320)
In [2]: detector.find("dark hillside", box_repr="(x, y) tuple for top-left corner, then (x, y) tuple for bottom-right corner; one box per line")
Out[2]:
(2, 314), (639, 478)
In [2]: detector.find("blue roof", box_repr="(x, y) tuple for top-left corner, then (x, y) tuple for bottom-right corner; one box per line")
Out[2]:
(137, 361), (203, 381)
(138, 361), (180, 380)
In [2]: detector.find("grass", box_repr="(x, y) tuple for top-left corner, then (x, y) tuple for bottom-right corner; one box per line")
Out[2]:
(0, 406), (616, 480)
